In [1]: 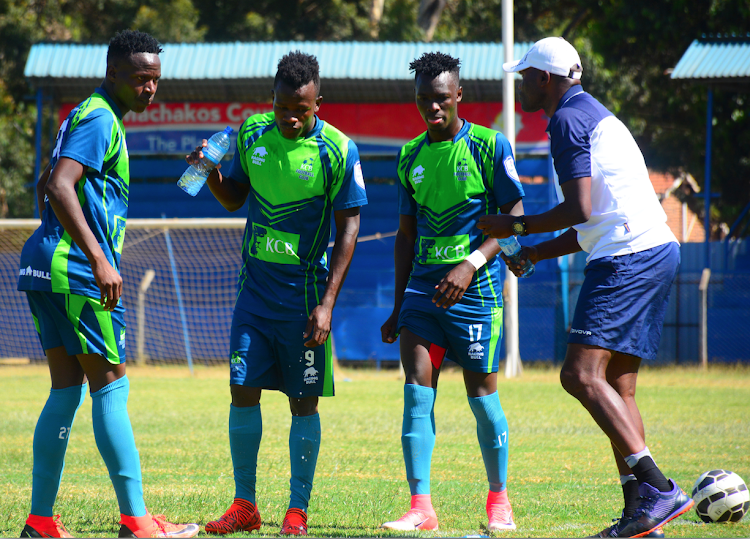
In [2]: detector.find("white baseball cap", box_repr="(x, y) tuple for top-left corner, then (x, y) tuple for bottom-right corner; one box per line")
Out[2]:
(503, 37), (583, 79)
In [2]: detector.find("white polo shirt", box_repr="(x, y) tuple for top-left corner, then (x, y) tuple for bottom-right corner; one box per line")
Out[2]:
(548, 87), (677, 262)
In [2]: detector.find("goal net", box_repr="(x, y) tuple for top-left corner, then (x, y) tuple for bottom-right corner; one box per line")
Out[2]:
(1, 218), (245, 365)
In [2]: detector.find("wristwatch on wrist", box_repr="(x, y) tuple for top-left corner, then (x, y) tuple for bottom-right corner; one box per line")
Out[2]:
(512, 215), (529, 236)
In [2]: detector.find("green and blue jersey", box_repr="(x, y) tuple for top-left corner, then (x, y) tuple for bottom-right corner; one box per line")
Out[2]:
(398, 120), (524, 307)
(227, 112), (367, 320)
(18, 88), (129, 300)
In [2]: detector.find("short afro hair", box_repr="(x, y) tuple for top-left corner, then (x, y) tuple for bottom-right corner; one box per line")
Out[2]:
(410, 52), (461, 81)
(107, 30), (163, 65)
(275, 51), (320, 94)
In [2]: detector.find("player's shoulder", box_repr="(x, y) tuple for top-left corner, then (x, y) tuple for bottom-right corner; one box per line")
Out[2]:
(467, 122), (500, 140)
(399, 132), (428, 159)
(318, 120), (359, 162)
(240, 111), (275, 134)
(73, 94), (117, 127)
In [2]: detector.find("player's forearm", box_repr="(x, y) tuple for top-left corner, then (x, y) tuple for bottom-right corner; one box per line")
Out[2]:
(391, 230), (415, 312)
(320, 215), (360, 310)
(206, 169), (248, 212)
(533, 228), (582, 261)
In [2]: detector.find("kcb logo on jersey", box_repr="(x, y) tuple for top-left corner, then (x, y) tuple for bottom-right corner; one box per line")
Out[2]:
(112, 216), (126, 254)
(251, 146), (268, 166)
(418, 234), (471, 265)
(250, 224), (301, 265)
(296, 157), (316, 181)
(468, 342), (485, 360)
(412, 165), (425, 184)
(119, 327), (126, 349)
(455, 158), (470, 181)
(303, 366), (319, 385)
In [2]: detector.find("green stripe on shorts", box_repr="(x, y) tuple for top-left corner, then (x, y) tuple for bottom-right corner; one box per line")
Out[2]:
(66, 294), (121, 364)
(322, 337), (334, 397)
(487, 306), (503, 373)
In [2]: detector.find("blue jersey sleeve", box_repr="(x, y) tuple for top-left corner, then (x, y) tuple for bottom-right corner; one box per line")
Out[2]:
(226, 145), (250, 184)
(59, 108), (113, 172)
(331, 140), (368, 210)
(549, 108), (592, 184)
(492, 133), (525, 208)
(397, 180), (417, 216)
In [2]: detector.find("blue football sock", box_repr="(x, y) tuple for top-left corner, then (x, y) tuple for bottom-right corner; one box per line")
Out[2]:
(402, 384), (437, 496)
(468, 392), (509, 493)
(230, 404), (262, 504)
(91, 376), (147, 517)
(288, 413), (321, 512)
(30, 384), (86, 517)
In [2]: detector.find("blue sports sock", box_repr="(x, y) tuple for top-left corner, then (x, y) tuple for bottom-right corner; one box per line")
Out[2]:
(402, 384), (437, 496)
(468, 392), (509, 493)
(289, 413), (321, 512)
(230, 404), (262, 504)
(90, 376), (147, 517)
(30, 384), (86, 517)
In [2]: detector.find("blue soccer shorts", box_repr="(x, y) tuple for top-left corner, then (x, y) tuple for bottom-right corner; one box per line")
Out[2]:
(569, 241), (680, 360)
(229, 305), (334, 398)
(25, 290), (127, 364)
(397, 292), (503, 373)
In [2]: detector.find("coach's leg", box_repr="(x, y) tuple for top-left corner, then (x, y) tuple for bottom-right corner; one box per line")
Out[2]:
(29, 347), (87, 518)
(287, 396), (320, 513)
(606, 355), (645, 518)
(230, 386), (263, 505)
(560, 345), (670, 492)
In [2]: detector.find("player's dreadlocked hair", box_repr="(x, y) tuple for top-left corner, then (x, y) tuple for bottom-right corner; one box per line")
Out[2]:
(409, 52), (461, 81)
(275, 51), (321, 94)
(107, 30), (163, 64)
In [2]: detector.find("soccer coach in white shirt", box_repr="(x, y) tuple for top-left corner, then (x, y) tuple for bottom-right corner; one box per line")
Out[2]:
(477, 37), (692, 538)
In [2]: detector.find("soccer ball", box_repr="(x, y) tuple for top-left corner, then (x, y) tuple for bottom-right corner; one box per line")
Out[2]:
(691, 469), (750, 523)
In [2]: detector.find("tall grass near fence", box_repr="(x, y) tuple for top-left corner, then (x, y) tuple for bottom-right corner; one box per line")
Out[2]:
(1, 364), (748, 537)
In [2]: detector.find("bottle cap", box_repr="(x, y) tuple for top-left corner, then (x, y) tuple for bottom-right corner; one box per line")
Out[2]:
(223, 126), (233, 134)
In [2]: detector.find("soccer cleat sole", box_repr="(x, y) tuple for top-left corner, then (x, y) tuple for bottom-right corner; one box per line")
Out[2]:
(628, 501), (692, 538)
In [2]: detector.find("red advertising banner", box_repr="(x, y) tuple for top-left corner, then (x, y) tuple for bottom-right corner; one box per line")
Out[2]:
(60, 101), (549, 155)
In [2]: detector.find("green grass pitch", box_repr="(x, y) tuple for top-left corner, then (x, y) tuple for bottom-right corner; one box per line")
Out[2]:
(1, 363), (748, 537)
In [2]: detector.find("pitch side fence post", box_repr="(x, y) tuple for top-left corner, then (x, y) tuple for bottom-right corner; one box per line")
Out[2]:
(137, 269), (156, 366)
(699, 268), (711, 369)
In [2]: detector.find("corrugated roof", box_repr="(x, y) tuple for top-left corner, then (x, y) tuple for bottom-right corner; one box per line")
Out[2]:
(671, 35), (750, 83)
(25, 41), (533, 81)
(25, 41), (533, 103)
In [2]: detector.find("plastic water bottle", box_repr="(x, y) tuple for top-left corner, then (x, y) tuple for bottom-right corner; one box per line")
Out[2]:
(496, 236), (535, 278)
(177, 126), (233, 196)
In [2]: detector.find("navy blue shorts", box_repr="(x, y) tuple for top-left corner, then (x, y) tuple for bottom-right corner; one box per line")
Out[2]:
(25, 291), (127, 364)
(397, 293), (503, 373)
(229, 305), (334, 398)
(569, 242), (680, 360)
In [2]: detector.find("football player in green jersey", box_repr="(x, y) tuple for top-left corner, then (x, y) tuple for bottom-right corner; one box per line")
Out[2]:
(17, 30), (198, 538)
(189, 51), (367, 536)
(380, 52), (525, 533)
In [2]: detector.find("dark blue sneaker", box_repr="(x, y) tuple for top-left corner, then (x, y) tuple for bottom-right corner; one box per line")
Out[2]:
(620, 479), (693, 538)
(590, 513), (665, 538)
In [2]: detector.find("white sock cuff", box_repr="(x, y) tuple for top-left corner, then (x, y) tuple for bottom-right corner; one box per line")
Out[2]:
(620, 474), (637, 485)
(623, 446), (651, 468)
